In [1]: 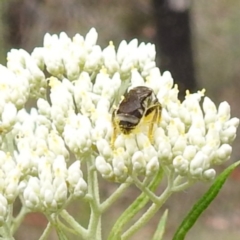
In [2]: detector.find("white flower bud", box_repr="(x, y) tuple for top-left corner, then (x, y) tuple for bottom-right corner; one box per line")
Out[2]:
(146, 67), (161, 91)
(0, 194), (8, 226)
(38, 180), (55, 210)
(168, 119), (185, 142)
(203, 97), (217, 114)
(31, 47), (45, 69)
(214, 144), (232, 164)
(172, 136), (187, 157)
(112, 155), (128, 181)
(189, 151), (209, 178)
(73, 178), (87, 198)
(44, 48), (65, 76)
(103, 42), (119, 73)
(218, 101), (230, 122)
(48, 133), (69, 160)
(114, 135), (126, 149)
(96, 139), (112, 159)
(132, 151), (146, 173)
(67, 161), (82, 181)
(142, 61), (156, 77)
(136, 133), (151, 150)
(202, 169), (216, 181)
(37, 98), (51, 118)
(178, 107), (192, 126)
(188, 128), (205, 148)
(173, 156), (189, 175)
(116, 40), (127, 63)
(63, 114), (92, 154)
(95, 156), (113, 179)
(38, 158), (53, 183)
(224, 117), (239, 129)
(85, 28), (98, 48)
(220, 126), (237, 143)
(205, 129), (220, 148)
(85, 46), (102, 71)
(52, 156), (67, 178)
(128, 38), (138, 50)
(74, 72), (93, 97)
(2, 103), (17, 124)
(121, 56), (133, 73)
(124, 137), (138, 156)
(4, 168), (21, 202)
(53, 178), (68, 204)
(130, 69), (145, 89)
(23, 177), (41, 210)
(146, 156), (159, 176)
(183, 145), (197, 161)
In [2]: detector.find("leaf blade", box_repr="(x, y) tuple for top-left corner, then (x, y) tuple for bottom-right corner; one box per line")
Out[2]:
(152, 209), (168, 240)
(173, 160), (240, 240)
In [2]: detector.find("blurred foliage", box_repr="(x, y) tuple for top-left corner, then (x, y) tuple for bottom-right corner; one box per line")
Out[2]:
(1, 0), (240, 239)
(0, 0), (8, 63)
(192, 0), (240, 101)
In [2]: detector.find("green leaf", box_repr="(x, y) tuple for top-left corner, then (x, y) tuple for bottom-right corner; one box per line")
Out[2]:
(173, 160), (240, 240)
(107, 167), (164, 240)
(152, 209), (168, 240)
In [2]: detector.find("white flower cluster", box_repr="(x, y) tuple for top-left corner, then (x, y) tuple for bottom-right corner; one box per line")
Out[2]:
(0, 64), (28, 137)
(95, 71), (239, 182)
(12, 109), (87, 213)
(0, 28), (238, 222)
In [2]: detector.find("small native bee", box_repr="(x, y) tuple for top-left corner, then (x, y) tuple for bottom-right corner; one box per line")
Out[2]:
(111, 86), (162, 147)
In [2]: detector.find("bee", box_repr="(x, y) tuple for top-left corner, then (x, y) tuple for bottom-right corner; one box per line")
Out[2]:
(111, 86), (162, 147)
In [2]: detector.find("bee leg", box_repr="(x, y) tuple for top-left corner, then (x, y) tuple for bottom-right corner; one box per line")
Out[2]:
(111, 110), (118, 149)
(156, 104), (162, 125)
(111, 128), (117, 149)
(148, 105), (161, 143)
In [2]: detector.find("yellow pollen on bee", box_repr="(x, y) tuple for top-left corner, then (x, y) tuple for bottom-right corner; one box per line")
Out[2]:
(111, 86), (162, 148)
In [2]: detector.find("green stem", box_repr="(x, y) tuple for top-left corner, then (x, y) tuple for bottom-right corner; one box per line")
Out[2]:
(39, 222), (52, 240)
(3, 133), (15, 154)
(107, 167), (164, 240)
(87, 157), (101, 240)
(2, 224), (14, 240)
(132, 176), (159, 204)
(173, 175), (185, 186)
(100, 182), (131, 213)
(1, 204), (15, 239)
(172, 181), (194, 192)
(60, 210), (88, 238)
(122, 184), (172, 240)
(11, 206), (28, 234)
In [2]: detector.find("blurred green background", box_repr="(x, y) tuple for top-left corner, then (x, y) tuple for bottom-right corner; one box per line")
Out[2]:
(0, 0), (240, 239)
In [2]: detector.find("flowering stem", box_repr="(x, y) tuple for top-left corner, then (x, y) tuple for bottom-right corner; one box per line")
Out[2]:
(107, 167), (164, 240)
(120, 167), (174, 239)
(87, 157), (101, 240)
(171, 174), (196, 192)
(2, 133), (15, 154)
(11, 205), (28, 234)
(1, 204), (14, 239)
(122, 184), (172, 239)
(60, 210), (88, 238)
(39, 222), (52, 240)
(1, 223), (14, 240)
(132, 176), (159, 204)
(100, 182), (131, 213)
(172, 181), (194, 192)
